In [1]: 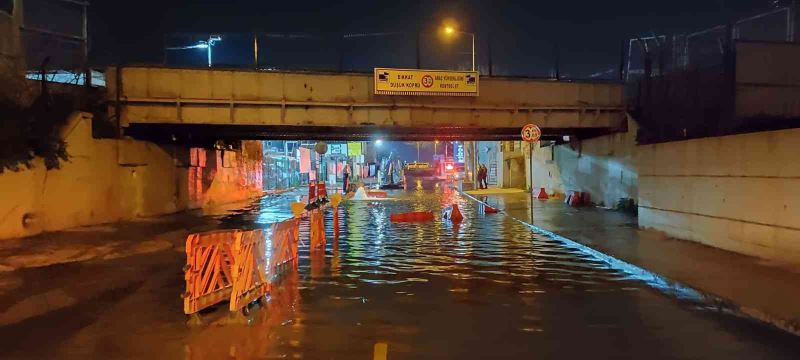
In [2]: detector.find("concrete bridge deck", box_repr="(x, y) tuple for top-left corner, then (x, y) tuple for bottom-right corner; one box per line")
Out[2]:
(107, 66), (626, 141)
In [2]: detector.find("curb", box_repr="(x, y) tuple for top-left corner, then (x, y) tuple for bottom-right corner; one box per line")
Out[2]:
(459, 191), (800, 337)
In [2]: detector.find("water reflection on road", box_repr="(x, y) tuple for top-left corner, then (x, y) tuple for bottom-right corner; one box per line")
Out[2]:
(187, 188), (800, 359)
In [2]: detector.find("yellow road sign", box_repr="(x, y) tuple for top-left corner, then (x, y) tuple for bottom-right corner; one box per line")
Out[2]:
(374, 68), (479, 96)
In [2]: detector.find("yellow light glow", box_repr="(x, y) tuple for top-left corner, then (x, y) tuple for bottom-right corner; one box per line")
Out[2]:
(445, 26), (455, 35)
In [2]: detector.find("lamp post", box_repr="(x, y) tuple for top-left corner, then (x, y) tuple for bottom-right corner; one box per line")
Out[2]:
(443, 25), (475, 72)
(443, 23), (478, 188)
(165, 34), (222, 68)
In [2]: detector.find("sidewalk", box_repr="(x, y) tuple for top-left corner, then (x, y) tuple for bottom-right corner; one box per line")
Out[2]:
(0, 195), (274, 327)
(464, 187), (526, 196)
(466, 192), (800, 336)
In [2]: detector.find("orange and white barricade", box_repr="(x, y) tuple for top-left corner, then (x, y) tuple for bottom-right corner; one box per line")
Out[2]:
(229, 229), (269, 312)
(183, 230), (238, 315)
(183, 218), (301, 316)
(269, 218), (300, 273)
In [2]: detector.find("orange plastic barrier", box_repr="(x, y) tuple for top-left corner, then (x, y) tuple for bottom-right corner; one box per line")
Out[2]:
(183, 230), (237, 315)
(184, 218), (301, 315)
(270, 218), (300, 271)
(366, 190), (388, 198)
(229, 229), (269, 312)
(309, 209), (326, 251)
(390, 211), (435, 222)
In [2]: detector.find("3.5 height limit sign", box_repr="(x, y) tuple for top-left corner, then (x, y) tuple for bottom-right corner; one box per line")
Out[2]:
(521, 124), (541, 143)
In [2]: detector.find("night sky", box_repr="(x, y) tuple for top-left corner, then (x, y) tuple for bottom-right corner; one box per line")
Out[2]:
(90, 0), (772, 78)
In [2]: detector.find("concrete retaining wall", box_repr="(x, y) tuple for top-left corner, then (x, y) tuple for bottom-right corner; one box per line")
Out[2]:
(532, 118), (638, 207)
(638, 128), (800, 264)
(0, 2), (18, 61)
(0, 112), (263, 240)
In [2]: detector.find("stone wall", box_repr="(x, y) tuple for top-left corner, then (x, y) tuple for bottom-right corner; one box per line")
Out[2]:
(638, 127), (800, 264)
(532, 118), (638, 207)
(0, 112), (263, 240)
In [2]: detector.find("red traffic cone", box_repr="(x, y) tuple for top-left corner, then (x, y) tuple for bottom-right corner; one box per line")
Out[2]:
(450, 203), (464, 223)
(534, 187), (549, 200)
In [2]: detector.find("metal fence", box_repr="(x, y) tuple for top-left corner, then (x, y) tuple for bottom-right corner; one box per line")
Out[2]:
(627, 6), (795, 80)
(626, 5), (798, 144)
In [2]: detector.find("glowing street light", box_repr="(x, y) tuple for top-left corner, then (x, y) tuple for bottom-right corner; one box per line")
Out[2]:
(165, 34), (222, 68)
(441, 22), (475, 72)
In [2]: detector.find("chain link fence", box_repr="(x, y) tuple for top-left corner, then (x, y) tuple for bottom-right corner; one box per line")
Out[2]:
(625, 5), (798, 144)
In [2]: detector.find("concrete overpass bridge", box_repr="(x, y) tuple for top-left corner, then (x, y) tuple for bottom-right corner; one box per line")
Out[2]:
(107, 66), (626, 142)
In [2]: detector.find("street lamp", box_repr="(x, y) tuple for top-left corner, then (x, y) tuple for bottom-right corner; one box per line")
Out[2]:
(165, 34), (222, 68)
(441, 23), (475, 72)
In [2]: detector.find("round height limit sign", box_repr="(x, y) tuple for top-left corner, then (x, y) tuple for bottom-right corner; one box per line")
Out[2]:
(521, 124), (541, 143)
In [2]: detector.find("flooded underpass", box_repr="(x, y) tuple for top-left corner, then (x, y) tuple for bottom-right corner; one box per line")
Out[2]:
(2, 188), (800, 359)
(193, 187), (800, 359)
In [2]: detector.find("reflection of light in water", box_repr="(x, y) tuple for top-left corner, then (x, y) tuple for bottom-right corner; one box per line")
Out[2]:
(373, 207), (386, 245)
(264, 227), (273, 277)
(180, 187), (761, 360)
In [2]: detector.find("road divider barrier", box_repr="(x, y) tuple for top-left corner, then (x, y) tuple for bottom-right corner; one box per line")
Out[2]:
(183, 217), (301, 316)
(391, 211), (435, 222)
(367, 190), (388, 198)
(183, 230), (237, 315)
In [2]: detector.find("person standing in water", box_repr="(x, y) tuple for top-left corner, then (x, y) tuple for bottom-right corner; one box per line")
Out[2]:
(343, 163), (351, 193)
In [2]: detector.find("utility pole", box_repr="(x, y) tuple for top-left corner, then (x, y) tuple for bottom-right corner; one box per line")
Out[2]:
(253, 33), (259, 69)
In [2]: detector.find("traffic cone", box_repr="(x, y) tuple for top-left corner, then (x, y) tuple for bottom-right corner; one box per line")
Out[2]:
(534, 187), (549, 200)
(450, 203), (463, 223)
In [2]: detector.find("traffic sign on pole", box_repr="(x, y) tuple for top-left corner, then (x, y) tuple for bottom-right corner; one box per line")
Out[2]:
(521, 124), (541, 143)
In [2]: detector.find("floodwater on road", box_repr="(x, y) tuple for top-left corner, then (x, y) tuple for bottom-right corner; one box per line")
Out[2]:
(198, 187), (800, 359)
(1, 187), (799, 359)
